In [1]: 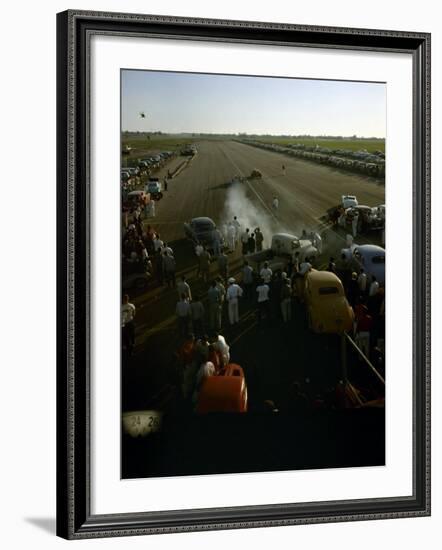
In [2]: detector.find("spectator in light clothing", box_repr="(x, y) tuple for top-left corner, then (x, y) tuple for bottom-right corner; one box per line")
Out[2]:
(299, 258), (312, 276)
(212, 228), (222, 257)
(217, 251), (229, 282)
(153, 234), (164, 253)
(212, 332), (230, 366)
(207, 280), (222, 331)
(260, 261), (273, 284)
(176, 294), (191, 336)
(195, 241), (204, 276)
(357, 268), (367, 294)
(162, 242), (174, 257)
(177, 275), (192, 301)
(369, 276), (380, 297)
(162, 251), (176, 288)
(227, 223), (236, 251)
(256, 279), (270, 324)
(121, 294), (136, 356)
(226, 277), (243, 325)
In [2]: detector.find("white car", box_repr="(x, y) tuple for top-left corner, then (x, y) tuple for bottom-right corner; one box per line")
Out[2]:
(341, 194), (358, 209)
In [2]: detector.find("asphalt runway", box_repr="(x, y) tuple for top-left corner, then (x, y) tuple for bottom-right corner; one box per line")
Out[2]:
(151, 139), (385, 244)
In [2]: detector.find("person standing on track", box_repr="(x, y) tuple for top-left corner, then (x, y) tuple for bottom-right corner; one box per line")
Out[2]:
(226, 277), (243, 325)
(227, 223), (236, 252)
(199, 247), (211, 283)
(241, 228), (250, 256)
(272, 196), (279, 210)
(255, 227), (264, 251)
(207, 280), (222, 332)
(282, 164), (286, 176)
(217, 250), (229, 282)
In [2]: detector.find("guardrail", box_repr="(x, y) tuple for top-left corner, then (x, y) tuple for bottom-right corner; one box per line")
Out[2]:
(344, 332), (385, 385)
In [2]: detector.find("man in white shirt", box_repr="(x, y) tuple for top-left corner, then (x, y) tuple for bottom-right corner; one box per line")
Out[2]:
(122, 294), (136, 356)
(226, 277), (243, 325)
(176, 294), (191, 336)
(227, 223), (236, 251)
(299, 258), (312, 276)
(358, 268), (367, 294)
(162, 242), (174, 257)
(256, 279), (270, 324)
(212, 333), (230, 366)
(153, 234), (164, 253)
(260, 261), (273, 284)
(272, 196), (279, 210)
(177, 275), (192, 301)
(369, 276), (380, 297)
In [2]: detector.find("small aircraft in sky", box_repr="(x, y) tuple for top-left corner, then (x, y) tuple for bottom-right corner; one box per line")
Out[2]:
(139, 111), (146, 119)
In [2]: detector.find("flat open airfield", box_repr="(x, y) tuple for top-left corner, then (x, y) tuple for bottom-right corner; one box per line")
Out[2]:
(151, 139), (385, 243)
(122, 139), (386, 478)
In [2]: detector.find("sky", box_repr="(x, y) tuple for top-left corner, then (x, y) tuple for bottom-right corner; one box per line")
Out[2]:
(121, 69), (386, 138)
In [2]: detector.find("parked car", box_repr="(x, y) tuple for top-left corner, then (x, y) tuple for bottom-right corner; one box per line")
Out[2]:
(196, 364), (248, 414)
(145, 178), (163, 200)
(125, 190), (149, 209)
(304, 270), (354, 334)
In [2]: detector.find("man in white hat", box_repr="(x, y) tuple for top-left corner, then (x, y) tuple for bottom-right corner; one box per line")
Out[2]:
(226, 277), (243, 325)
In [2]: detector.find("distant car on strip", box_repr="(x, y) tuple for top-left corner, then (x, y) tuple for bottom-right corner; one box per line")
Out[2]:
(196, 364), (248, 414)
(341, 194), (358, 209)
(184, 216), (223, 250)
(250, 169), (262, 179)
(346, 244), (385, 286)
(304, 270), (354, 334)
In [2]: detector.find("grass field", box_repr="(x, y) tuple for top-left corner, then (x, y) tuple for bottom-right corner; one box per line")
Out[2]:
(252, 136), (385, 153)
(122, 134), (192, 154)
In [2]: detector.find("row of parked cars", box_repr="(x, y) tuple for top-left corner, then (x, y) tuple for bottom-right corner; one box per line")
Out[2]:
(121, 150), (175, 187)
(240, 139), (386, 178)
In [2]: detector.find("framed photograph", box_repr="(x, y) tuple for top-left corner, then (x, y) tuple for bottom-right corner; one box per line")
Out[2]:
(56, 10), (431, 539)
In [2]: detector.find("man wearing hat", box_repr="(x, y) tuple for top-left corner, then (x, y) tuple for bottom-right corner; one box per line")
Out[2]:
(226, 277), (243, 325)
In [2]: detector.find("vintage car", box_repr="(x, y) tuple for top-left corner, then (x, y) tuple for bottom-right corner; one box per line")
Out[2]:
(341, 194), (358, 209)
(347, 244), (385, 286)
(304, 270), (354, 334)
(145, 178), (163, 200)
(125, 190), (149, 209)
(247, 232), (318, 271)
(184, 216), (224, 250)
(196, 364), (248, 414)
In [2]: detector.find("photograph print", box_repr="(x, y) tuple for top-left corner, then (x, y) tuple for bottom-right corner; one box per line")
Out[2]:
(120, 69), (386, 479)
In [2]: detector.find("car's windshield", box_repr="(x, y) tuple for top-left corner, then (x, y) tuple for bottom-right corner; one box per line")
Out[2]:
(372, 255), (385, 264)
(195, 223), (214, 232)
(318, 287), (339, 295)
